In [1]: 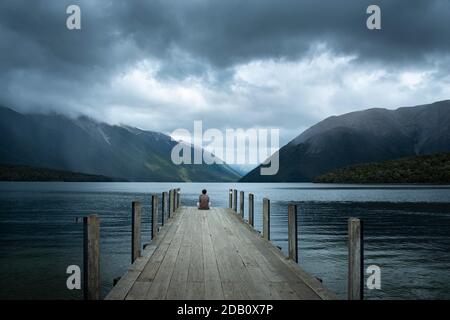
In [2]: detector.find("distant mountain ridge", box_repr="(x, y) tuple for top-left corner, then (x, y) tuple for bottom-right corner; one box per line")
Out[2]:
(0, 106), (240, 182)
(0, 163), (127, 182)
(241, 100), (450, 182)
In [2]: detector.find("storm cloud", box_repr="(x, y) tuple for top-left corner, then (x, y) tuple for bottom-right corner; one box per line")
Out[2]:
(1, 0), (450, 145)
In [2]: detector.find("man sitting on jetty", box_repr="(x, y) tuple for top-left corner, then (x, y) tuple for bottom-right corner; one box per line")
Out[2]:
(198, 189), (210, 210)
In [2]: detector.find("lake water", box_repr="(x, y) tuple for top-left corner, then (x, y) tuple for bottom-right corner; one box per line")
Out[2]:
(1, 182), (450, 300)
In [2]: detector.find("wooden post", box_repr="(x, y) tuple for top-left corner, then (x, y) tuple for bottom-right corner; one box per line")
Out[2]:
(174, 188), (178, 211)
(165, 191), (169, 219)
(248, 193), (254, 227)
(168, 189), (173, 217)
(171, 189), (175, 215)
(229, 189), (233, 208)
(161, 192), (167, 225)
(348, 217), (364, 300)
(263, 198), (270, 240)
(83, 215), (100, 300)
(177, 188), (181, 208)
(152, 195), (158, 240)
(113, 277), (121, 287)
(174, 188), (178, 210)
(164, 192), (169, 222)
(288, 204), (298, 263)
(239, 191), (244, 218)
(171, 189), (175, 212)
(131, 201), (141, 263)
(233, 189), (238, 212)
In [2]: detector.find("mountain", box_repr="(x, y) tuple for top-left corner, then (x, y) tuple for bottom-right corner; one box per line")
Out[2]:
(0, 106), (240, 182)
(228, 164), (256, 176)
(241, 100), (450, 182)
(314, 152), (450, 184)
(0, 164), (127, 182)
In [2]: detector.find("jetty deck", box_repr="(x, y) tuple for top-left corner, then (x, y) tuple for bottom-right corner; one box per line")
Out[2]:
(105, 206), (336, 300)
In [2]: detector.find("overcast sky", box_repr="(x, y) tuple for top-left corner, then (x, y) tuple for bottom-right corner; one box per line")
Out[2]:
(1, 0), (450, 146)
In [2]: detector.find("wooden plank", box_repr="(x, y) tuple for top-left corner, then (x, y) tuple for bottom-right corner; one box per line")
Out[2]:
(187, 210), (204, 283)
(83, 215), (100, 300)
(145, 209), (186, 299)
(219, 209), (287, 284)
(145, 247), (180, 299)
(166, 208), (193, 299)
(106, 245), (157, 300)
(219, 208), (286, 299)
(137, 207), (184, 283)
(271, 282), (302, 300)
(215, 209), (282, 300)
(242, 219), (335, 300)
(207, 211), (250, 299)
(185, 281), (205, 300)
(201, 210), (224, 300)
(288, 204), (298, 263)
(348, 217), (364, 300)
(248, 193), (254, 227)
(106, 213), (174, 300)
(126, 281), (151, 300)
(222, 208), (321, 300)
(206, 211), (240, 283)
(105, 270), (140, 300)
(185, 209), (206, 301)
(130, 249), (156, 272)
(263, 198), (270, 240)
(223, 208), (330, 300)
(152, 195), (158, 239)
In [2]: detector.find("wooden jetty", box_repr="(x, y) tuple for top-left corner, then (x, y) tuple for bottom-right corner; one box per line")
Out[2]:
(83, 188), (363, 300)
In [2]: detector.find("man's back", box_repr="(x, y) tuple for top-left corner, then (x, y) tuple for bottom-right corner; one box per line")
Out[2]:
(198, 194), (210, 210)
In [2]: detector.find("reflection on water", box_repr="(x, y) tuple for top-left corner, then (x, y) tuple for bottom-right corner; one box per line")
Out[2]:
(0, 182), (450, 299)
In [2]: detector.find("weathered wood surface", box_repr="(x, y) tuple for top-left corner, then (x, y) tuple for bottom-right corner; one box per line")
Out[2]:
(169, 189), (174, 217)
(263, 198), (270, 241)
(162, 192), (168, 225)
(248, 193), (254, 227)
(239, 191), (244, 218)
(348, 217), (363, 300)
(106, 207), (336, 300)
(288, 204), (298, 263)
(84, 215), (100, 300)
(176, 188), (181, 208)
(151, 195), (159, 239)
(131, 202), (142, 263)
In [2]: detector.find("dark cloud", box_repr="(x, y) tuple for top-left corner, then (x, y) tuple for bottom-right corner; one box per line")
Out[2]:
(0, 0), (449, 141)
(2, 0), (450, 75)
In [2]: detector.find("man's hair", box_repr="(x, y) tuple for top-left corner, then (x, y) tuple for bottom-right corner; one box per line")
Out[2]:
(202, 189), (207, 195)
